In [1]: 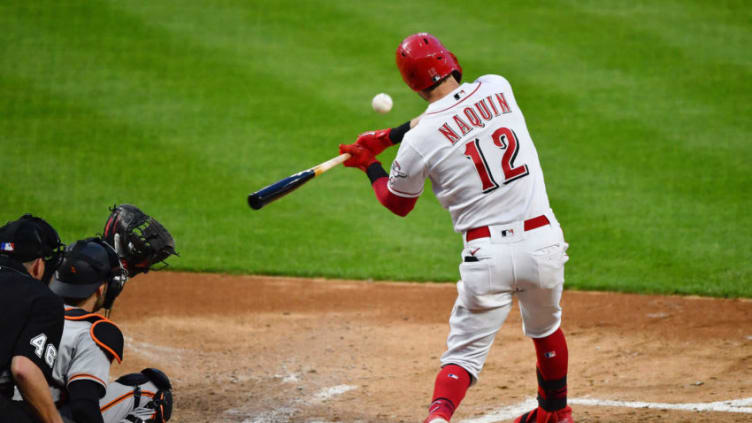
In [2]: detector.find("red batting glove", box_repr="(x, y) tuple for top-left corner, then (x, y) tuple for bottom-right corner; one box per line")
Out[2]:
(339, 143), (379, 172)
(355, 128), (393, 156)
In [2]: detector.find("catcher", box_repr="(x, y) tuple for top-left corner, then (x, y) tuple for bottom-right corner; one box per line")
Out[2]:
(47, 205), (177, 423)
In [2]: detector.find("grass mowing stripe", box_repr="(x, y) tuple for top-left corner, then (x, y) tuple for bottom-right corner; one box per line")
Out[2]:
(1, 1), (461, 279)
(431, 1), (751, 295)
(1, 1), (749, 295)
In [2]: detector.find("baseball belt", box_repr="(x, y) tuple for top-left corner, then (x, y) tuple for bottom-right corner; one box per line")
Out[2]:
(465, 215), (550, 242)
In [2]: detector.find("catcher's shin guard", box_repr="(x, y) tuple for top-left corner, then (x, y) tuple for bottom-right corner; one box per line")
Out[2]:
(115, 368), (173, 422)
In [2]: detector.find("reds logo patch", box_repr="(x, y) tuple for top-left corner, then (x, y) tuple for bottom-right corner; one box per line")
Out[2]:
(390, 161), (408, 179)
(389, 161), (409, 187)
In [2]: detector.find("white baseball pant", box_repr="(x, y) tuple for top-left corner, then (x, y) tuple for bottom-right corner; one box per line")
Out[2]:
(100, 380), (163, 423)
(440, 213), (569, 382)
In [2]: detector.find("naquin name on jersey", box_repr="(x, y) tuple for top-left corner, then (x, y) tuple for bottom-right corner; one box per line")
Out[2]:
(436, 89), (513, 145)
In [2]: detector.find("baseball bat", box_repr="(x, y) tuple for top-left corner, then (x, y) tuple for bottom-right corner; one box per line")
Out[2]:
(247, 153), (351, 210)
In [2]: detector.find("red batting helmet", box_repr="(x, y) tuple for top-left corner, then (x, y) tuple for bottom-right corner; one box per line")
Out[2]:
(396, 33), (462, 92)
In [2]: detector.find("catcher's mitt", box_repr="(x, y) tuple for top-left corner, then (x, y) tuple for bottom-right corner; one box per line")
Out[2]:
(103, 204), (177, 276)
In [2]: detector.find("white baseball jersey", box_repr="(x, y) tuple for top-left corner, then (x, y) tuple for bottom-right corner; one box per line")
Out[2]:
(50, 308), (113, 402)
(389, 74), (552, 232)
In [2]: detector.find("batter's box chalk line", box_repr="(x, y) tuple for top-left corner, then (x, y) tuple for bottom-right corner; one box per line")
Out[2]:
(124, 336), (190, 361)
(310, 384), (358, 404)
(459, 396), (752, 423)
(227, 384), (359, 423)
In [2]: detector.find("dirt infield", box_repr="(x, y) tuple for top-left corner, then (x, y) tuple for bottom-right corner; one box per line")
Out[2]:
(112, 272), (752, 422)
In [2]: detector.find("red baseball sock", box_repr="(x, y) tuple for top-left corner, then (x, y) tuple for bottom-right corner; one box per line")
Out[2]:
(532, 328), (568, 411)
(533, 327), (568, 380)
(427, 364), (472, 420)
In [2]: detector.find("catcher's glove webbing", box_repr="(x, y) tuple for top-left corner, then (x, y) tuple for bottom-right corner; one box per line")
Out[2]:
(103, 204), (177, 276)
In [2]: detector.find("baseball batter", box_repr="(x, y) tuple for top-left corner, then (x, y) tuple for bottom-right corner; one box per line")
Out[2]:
(339, 33), (572, 423)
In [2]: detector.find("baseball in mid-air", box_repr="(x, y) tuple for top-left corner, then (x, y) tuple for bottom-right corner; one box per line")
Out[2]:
(371, 93), (393, 114)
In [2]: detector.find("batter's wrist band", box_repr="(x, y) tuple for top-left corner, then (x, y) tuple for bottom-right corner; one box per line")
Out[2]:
(366, 162), (388, 184)
(389, 121), (411, 144)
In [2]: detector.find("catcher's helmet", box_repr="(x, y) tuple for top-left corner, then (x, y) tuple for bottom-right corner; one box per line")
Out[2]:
(396, 33), (462, 92)
(49, 238), (126, 310)
(0, 214), (64, 283)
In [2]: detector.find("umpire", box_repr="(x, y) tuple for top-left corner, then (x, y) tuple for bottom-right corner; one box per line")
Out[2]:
(0, 215), (66, 423)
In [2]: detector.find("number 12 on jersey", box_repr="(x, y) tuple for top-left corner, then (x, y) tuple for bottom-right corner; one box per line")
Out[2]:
(463, 127), (529, 192)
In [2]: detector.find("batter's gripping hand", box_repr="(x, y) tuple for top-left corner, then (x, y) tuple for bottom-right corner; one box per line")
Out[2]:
(339, 143), (379, 172)
(103, 204), (177, 276)
(355, 129), (393, 156)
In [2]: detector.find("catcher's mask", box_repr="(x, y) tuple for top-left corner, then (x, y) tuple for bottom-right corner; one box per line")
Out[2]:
(0, 214), (64, 284)
(396, 32), (462, 92)
(49, 237), (127, 315)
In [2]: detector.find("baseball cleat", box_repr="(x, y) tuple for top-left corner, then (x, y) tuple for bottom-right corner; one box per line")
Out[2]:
(514, 405), (573, 423)
(424, 417), (449, 423)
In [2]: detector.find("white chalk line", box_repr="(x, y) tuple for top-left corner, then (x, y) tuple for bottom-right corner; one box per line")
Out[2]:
(569, 396), (752, 413)
(311, 384), (358, 403)
(230, 406), (296, 423)
(124, 336), (190, 362)
(273, 366), (300, 383)
(459, 396), (752, 423)
(459, 399), (537, 423)
(228, 384), (358, 423)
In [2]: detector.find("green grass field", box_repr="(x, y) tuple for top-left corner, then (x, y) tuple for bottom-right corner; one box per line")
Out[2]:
(1, 1), (750, 297)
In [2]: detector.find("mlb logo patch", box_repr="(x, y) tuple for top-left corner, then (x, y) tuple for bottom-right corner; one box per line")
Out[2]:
(544, 351), (557, 359)
(1, 242), (15, 252)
